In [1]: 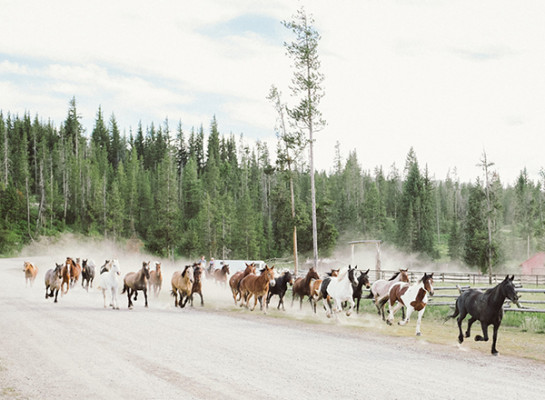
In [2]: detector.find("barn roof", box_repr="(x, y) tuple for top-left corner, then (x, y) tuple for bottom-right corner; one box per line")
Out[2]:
(520, 252), (545, 274)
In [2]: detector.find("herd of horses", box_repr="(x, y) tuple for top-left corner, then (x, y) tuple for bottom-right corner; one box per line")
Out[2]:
(26, 258), (520, 355)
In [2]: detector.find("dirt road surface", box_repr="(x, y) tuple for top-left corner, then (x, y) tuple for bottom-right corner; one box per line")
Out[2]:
(2, 255), (544, 400)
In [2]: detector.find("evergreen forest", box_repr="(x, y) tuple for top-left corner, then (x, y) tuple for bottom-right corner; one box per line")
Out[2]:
(1, 98), (544, 273)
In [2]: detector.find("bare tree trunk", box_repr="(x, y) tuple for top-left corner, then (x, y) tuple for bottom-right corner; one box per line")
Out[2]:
(289, 172), (299, 275)
(309, 125), (318, 269)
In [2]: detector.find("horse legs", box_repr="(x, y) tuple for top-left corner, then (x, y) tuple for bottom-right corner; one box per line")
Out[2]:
(465, 316), (477, 338)
(111, 287), (119, 309)
(127, 288), (133, 309)
(198, 292), (204, 306)
(475, 321), (490, 343)
(278, 294), (285, 311)
(413, 307), (426, 336)
(386, 300), (403, 325)
(143, 289), (148, 308)
(398, 306), (414, 326)
(490, 322), (500, 355)
(53, 289), (59, 303)
(102, 289), (107, 308)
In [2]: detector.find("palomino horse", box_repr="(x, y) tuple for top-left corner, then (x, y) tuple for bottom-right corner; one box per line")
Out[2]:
(239, 265), (276, 312)
(229, 263), (257, 305)
(149, 262), (163, 297)
(266, 270), (294, 311)
(213, 264), (230, 287)
(449, 275), (520, 355)
(122, 261), (151, 309)
(190, 264), (204, 306)
(322, 266), (360, 318)
(386, 273), (434, 336)
(352, 269), (371, 313)
(171, 265), (194, 308)
(65, 257), (82, 288)
(369, 269), (410, 320)
(23, 261), (38, 287)
(98, 260), (121, 309)
(291, 267), (320, 309)
(60, 260), (71, 296)
(44, 263), (63, 303)
(81, 259), (96, 291)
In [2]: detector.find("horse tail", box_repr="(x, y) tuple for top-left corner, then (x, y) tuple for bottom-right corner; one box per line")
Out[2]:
(365, 289), (374, 299)
(170, 289), (177, 297)
(444, 300), (460, 323)
(121, 283), (127, 294)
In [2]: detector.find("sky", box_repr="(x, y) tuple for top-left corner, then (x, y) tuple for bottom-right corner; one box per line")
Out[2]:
(1, 0), (545, 185)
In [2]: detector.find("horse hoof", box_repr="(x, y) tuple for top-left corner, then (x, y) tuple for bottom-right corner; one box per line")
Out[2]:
(492, 351), (499, 356)
(386, 320), (392, 326)
(416, 332), (421, 336)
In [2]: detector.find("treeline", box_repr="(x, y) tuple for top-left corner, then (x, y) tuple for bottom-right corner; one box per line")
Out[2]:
(1, 98), (544, 271)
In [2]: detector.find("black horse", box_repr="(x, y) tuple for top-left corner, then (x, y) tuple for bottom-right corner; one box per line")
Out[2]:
(352, 269), (370, 313)
(449, 275), (519, 355)
(266, 270), (294, 310)
(81, 259), (95, 291)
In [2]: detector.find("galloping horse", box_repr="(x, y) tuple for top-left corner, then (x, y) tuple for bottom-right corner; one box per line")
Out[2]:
(65, 257), (82, 288)
(81, 259), (96, 291)
(351, 269), (371, 313)
(122, 261), (151, 309)
(98, 260), (121, 309)
(229, 263), (256, 305)
(309, 269), (339, 313)
(386, 273), (434, 336)
(213, 264), (230, 287)
(190, 264), (204, 306)
(449, 275), (519, 355)
(291, 267), (320, 309)
(44, 263), (63, 303)
(322, 266), (360, 318)
(149, 262), (163, 297)
(239, 265), (276, 312)
(23, 261), (38, 287)
(266, 270), (294, 311)
(60, 260), (71, 295)
(369, 269), (410, 320)
(171, 265), (194, 308)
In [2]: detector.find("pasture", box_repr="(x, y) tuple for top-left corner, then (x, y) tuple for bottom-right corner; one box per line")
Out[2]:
(2, 254), (545, 399)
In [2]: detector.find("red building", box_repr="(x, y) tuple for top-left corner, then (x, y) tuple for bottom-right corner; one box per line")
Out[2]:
(520, 252), (545, 275)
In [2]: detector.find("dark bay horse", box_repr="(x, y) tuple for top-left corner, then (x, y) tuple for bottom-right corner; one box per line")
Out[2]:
(352, 269), (370, 313)
(81, 259), (96, 291)
(190, 264), (204, 306)
(239, 265), (276, 312)
(266, 270), (294, 311)
(291, 267), (320, 309)
(122, 261), (151, 309)
(229, 263), (256, 305)
(44, 263), (63, 303)
(449, 275), (519, 355)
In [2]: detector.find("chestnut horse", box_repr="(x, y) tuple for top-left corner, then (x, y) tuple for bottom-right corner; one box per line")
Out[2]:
(171, 265), (194, 308)
(122, 261), (151, 309)
(149, 262), (163, 297)
(60, 260), (71, 295)
(213, 264), (230, 287)
(44, 263), (63, 303)
(229, 263), (257, 305)
(239, 265), (276, 312)
(65, 257), (82, 288)
(291, 267), (320, 309)
(23, 261), (38, 287)
(386, 273), (434, 336)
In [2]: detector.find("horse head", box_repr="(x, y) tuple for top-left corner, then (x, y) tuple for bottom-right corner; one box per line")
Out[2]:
(307, 267), (320, 281)
(326, 269), (339, 277)
(358, 269), (371, 289)
(284, 270), (294, 286)
(223, 264), (230, 274)
(348, 265), (359, 287)
(183, 265), (194, 283)
(142, 261), (151, 279)
(421, 273), (434, 296)
(263, 265), (276, 287)
(501, 275), (519, 305)
(111, 260), (121, 275)
(55, 263), (63, 278)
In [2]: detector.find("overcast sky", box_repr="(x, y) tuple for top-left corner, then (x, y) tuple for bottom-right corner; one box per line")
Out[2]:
(1, 0), (544, 185)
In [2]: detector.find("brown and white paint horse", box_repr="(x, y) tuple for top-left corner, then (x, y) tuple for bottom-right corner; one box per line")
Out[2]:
(386, 273), (434, 336)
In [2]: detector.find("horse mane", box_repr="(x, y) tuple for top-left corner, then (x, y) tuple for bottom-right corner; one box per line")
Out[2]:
(388, 272), (400, 281)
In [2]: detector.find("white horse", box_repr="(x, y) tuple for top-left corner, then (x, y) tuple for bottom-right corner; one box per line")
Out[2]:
(386, 273), (434, 336)
(323, 266), (359, 318)
(98, 259), (121, 309)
